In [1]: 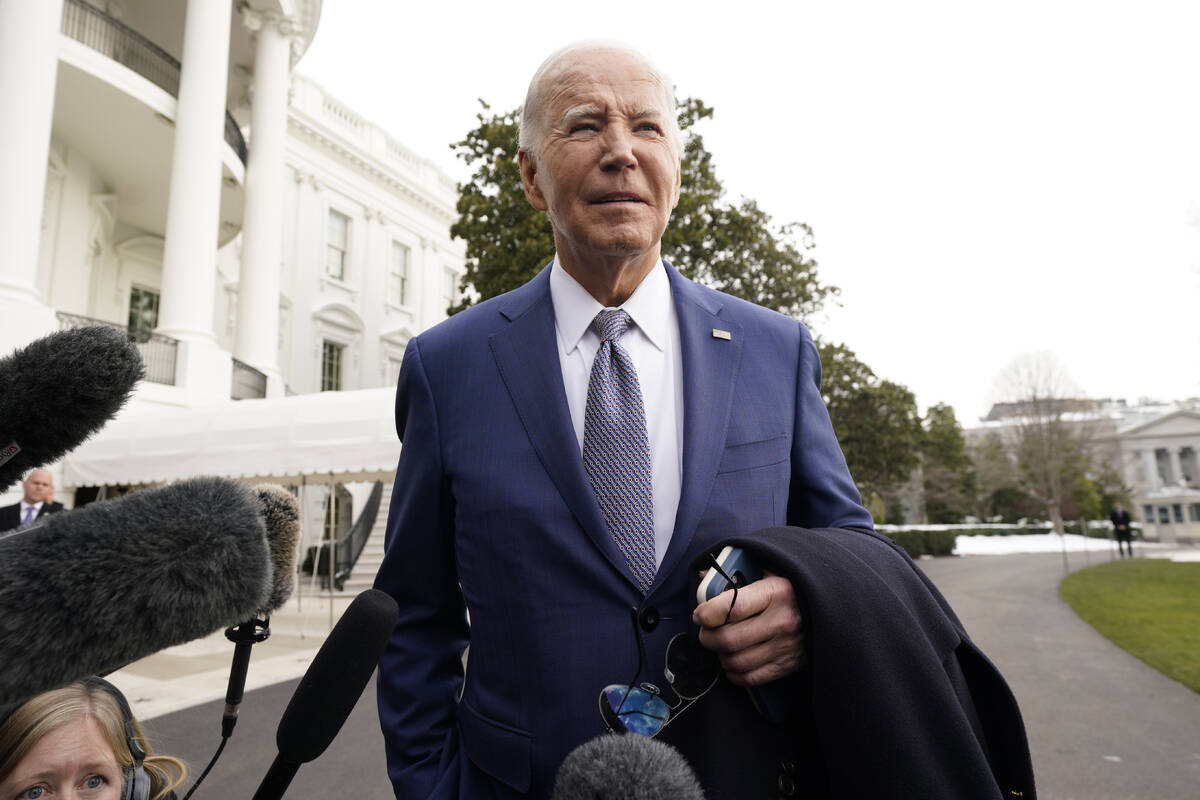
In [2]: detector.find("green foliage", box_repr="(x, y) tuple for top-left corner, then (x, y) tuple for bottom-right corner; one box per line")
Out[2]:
(448, 103), (552, 314)
(968, 432), (1036, 522)
(987, 486), (1041, 523)
(818, 342), (922, 503)
(922, 404), (971, 471)
(880, 523), (1055, 536)
(1014, 414), (1088, 519)
(1060, 561), (1200, 692)
(920, 403), (976, 523)
(949, 524), (1052, 536)
(883, 529), (957, 558)
(1071, 475), (1103, 521)
(862, 491), (887, 525)
(1091, 461), (1134, 515)
(449, 98), (932, 507)
(447, 98), (836, 318)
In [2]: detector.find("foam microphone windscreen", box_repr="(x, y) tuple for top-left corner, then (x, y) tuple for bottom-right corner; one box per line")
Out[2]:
(0, 477), (271, 706)
(551, 734), (705, 800)
(0, 326), (144, 491)
(253, 484), (301, 615)
(219, 484), (303, 739)
(252, 589), (399, 800)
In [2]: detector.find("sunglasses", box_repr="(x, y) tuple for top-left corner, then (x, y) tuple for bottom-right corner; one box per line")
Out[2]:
(598, 553), (741, 737)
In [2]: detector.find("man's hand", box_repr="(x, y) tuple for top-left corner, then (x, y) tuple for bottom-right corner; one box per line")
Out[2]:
(692, 571), (806, 686)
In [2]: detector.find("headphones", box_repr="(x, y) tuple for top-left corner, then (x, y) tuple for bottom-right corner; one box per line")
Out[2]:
(79, 677), (151, 800)
(0, 677), (150, 800)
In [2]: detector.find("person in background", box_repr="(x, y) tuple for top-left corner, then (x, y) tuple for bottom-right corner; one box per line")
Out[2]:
(1110, 501), (1134, 558)
(0, 677), (186, 800)
(0, 469), (64, 533)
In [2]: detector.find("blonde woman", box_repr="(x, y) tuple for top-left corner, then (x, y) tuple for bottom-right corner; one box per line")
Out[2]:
(0, 677), (186, 800)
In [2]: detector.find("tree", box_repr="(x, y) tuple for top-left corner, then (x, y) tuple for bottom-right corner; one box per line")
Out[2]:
(920, 403), (976, 523)
(969, 432), (1037, 522)
(449, 98), (927, 513)
(991, 352), (1092, 534)
(818, 342), (923, 509)
(1091, 461), (1133, 516)
(447, 103), (551, 313)
(448, 98), (836, 318)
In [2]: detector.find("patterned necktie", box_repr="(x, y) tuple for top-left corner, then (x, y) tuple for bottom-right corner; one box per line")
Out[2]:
(582, 309), (656, 594)
(21, 506), (35, 527)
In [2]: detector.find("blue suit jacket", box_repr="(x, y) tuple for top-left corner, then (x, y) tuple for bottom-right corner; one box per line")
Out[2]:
(375, 262), (872, 799)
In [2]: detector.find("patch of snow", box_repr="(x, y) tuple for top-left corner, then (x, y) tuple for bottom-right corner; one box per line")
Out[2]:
(951, 533), (1199, 560)
(955, 533), (1128, 555)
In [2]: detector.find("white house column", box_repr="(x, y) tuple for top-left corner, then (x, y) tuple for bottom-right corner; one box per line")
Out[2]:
(0, 0), (64, 353)
(1169, 449), (1185, 487)
(234, 9), (294, 397)
(156, 0), (232, 397)
(1142, 449), (1160, 490)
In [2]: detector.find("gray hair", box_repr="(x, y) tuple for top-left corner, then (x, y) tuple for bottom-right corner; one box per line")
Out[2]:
(518, 41), (682, 162)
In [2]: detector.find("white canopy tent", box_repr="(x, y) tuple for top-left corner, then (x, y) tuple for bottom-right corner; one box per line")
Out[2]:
(63, 387), (400, 487)
(63, 387), (401, 621)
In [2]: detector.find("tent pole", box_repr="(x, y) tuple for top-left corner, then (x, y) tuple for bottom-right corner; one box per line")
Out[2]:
(329, 471), (336, 631)
(296, 475), (305, 614)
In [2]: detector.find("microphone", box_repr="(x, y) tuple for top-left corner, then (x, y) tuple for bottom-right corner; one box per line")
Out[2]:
(0, 477), (271, 706)
(0, 326), (143, 491)
(551, 734), (705, 800)
(252, 589), (399, 800)
(222, 484), (301, 737)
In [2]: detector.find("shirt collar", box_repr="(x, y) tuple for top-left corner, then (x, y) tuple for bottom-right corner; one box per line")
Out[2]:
(550, 257), (670, 353)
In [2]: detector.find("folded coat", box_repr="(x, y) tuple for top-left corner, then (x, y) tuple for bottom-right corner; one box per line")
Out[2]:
(671, 527), (1036, 799)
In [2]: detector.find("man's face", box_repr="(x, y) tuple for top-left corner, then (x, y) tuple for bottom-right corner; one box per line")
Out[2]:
(520, 49), (681, 267)
(22, 471), (52, 504)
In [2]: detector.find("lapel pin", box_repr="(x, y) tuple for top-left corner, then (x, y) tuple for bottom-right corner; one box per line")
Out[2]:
(712, 329), (731, 340)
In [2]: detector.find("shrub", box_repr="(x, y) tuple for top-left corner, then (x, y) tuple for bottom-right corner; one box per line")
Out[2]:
(883, 529), (957, 558)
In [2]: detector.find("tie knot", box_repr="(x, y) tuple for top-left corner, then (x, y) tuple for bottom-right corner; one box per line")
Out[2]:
(592, 309), (631, 344)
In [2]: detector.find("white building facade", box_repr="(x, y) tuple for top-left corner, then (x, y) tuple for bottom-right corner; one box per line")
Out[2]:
(1112, 410), (1200, 543)
(215, 74), (464, 397)
(1, 0), (465, 517)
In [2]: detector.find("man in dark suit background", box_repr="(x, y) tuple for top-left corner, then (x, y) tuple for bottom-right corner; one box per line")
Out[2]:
(1110, 501), (1134, 558)
(0, 469), (64, 533)
(374, 42), (874, 798)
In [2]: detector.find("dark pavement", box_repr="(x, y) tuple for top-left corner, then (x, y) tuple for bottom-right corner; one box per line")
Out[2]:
(144, 551), (1200, 799)
(918, 552), (1200, 800)
(144, 675), (394, 799)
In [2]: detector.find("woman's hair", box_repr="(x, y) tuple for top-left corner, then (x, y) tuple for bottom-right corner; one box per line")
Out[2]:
(0, 680), (187, 800)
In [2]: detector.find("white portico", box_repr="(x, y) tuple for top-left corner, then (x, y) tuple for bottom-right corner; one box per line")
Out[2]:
(0, 0), (321, 404)
(1115, 409), (1200, 543)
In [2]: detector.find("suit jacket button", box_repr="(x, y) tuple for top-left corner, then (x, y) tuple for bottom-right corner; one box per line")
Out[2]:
(639, 606), (659, 632)
(779, 759), (796, 776)
(777, 774), (797, 796)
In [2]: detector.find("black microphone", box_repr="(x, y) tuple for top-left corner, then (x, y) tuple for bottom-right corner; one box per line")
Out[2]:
(0, 326), (143, 491)
(252, 589), (399, 800)
(0, 477), (271, 706)
(222, 484), (302, 738)
(551, 734), (705, 800)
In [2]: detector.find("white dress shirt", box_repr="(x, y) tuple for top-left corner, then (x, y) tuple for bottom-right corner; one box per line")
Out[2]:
(18, 500), (44, 525)
(550, 258), (684, 567)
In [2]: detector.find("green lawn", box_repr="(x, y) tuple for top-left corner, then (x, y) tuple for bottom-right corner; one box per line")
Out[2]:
(1059, 559), (1200, 693)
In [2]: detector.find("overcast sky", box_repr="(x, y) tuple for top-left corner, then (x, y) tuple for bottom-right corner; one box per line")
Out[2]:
(299, 0), (1200, 425)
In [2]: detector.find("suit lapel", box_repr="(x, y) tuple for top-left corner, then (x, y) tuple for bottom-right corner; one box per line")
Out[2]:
(653, 264), (744, 588)
(488, 268), (635, 586)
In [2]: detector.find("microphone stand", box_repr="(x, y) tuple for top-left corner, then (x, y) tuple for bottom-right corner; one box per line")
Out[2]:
(224, 617), (271, 737)
(180, 618), (272, 800)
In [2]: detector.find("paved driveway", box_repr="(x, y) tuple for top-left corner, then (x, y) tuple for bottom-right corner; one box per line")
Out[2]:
(918, 552), (1200, 800)
(146, 551), (1200, 799)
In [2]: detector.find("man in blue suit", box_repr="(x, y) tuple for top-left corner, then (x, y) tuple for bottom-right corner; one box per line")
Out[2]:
(375, 42), (873, 798)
